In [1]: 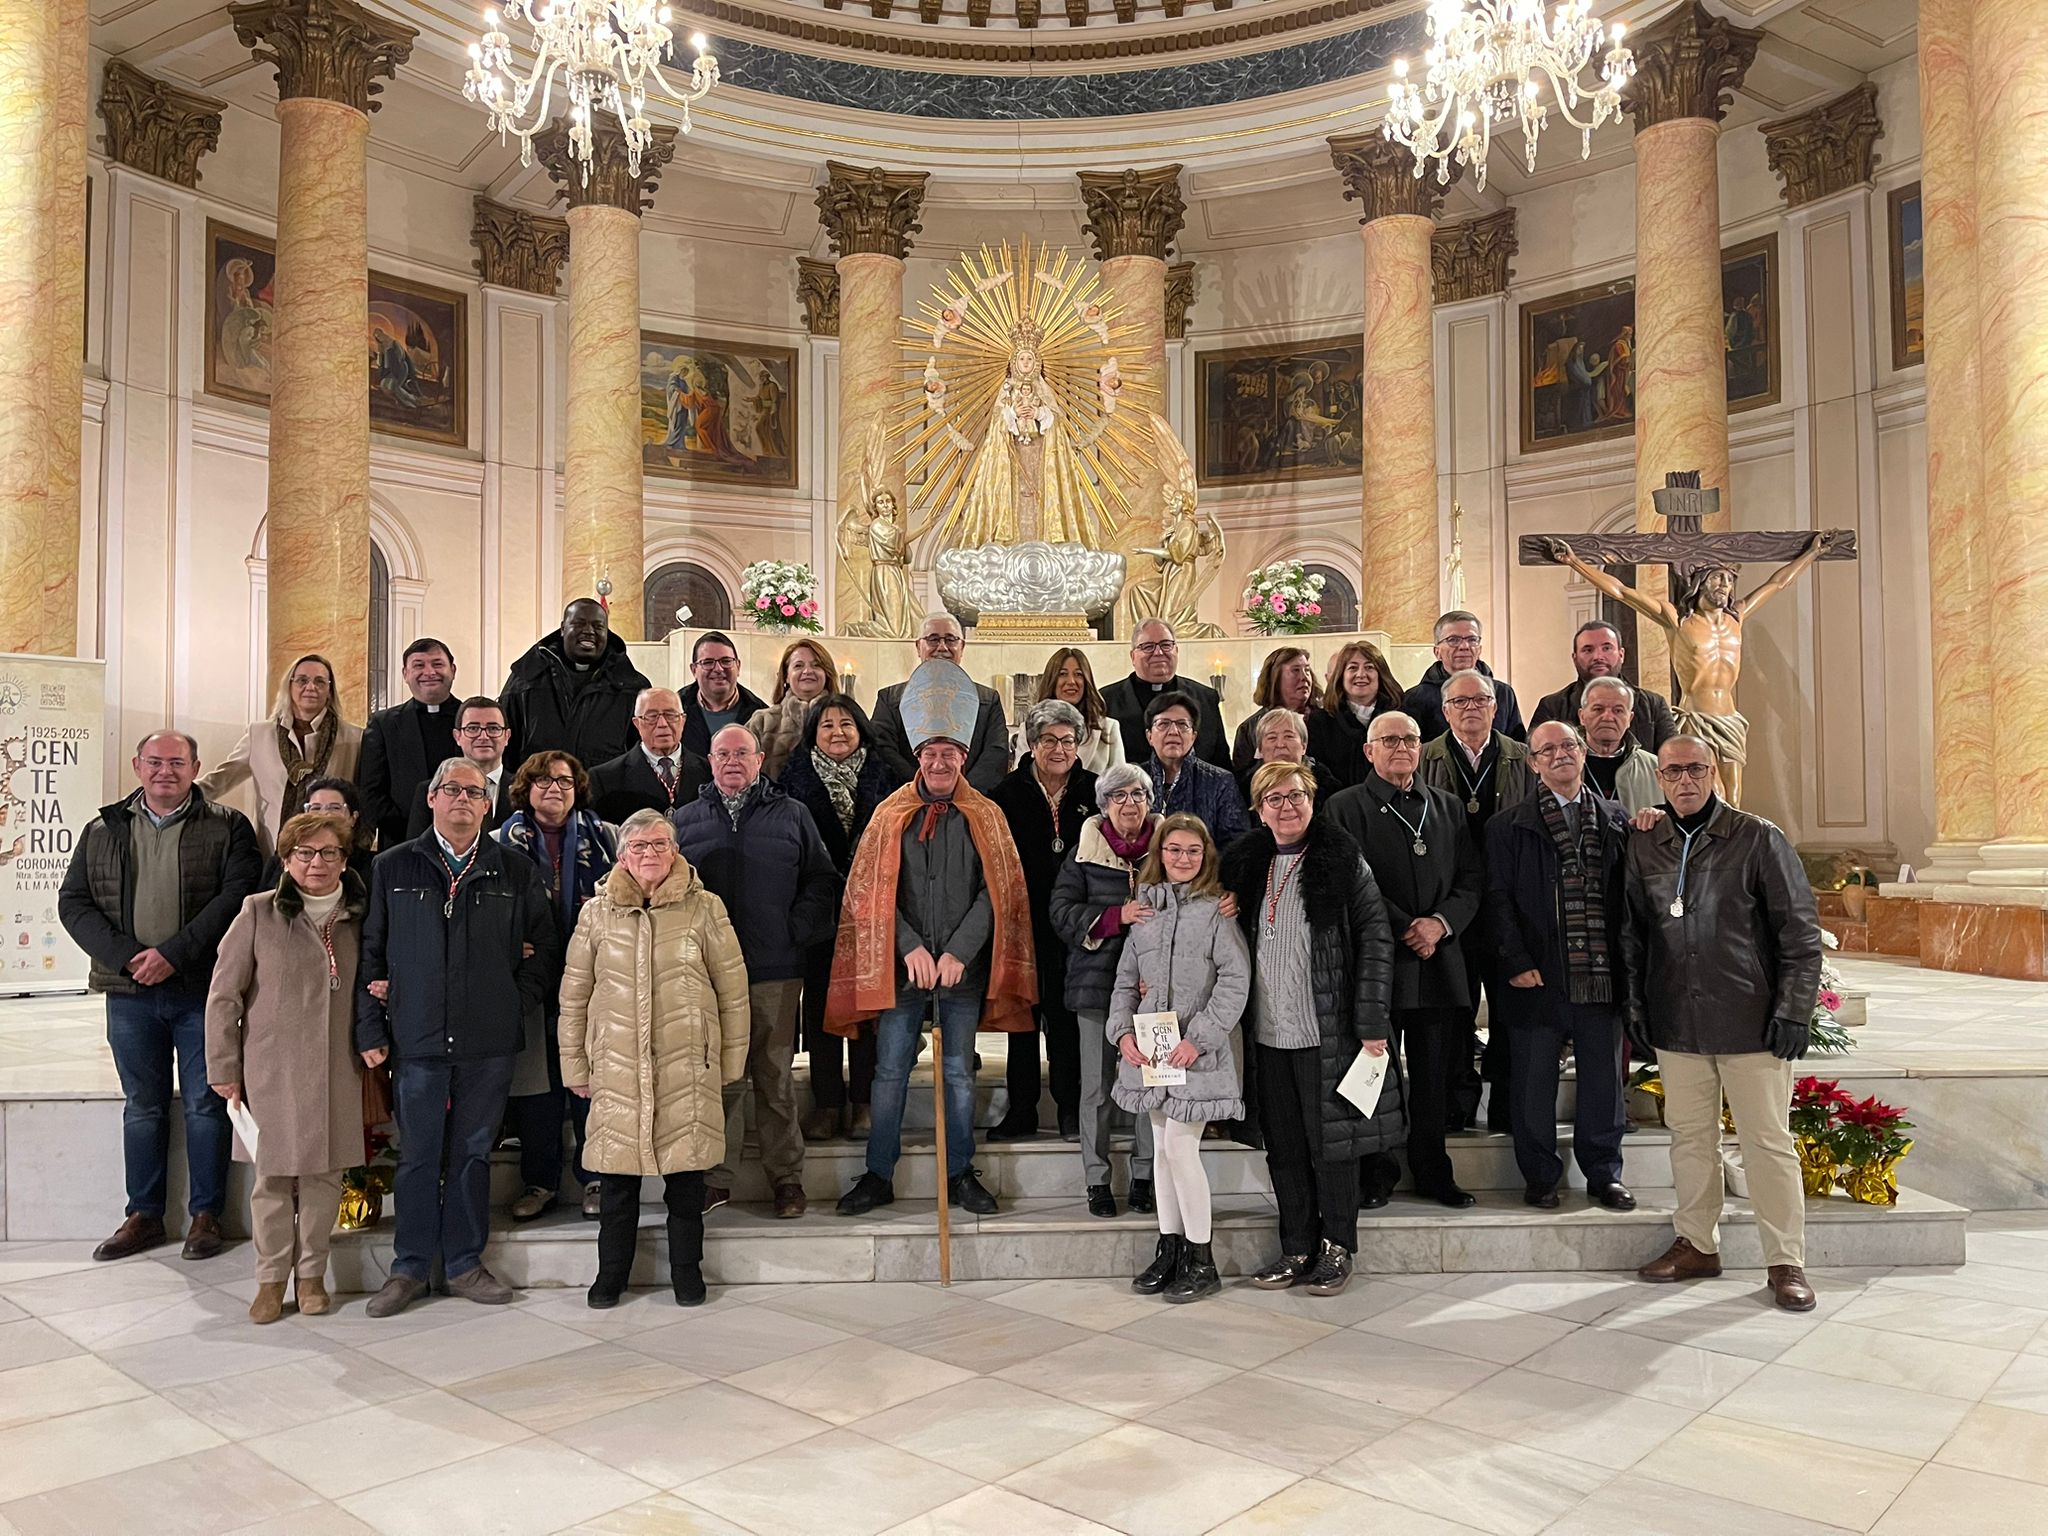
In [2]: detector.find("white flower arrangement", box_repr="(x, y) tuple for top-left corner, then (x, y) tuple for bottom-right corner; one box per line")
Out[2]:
(740, 559), (823, 633)
(1241, 559), (1327, 635)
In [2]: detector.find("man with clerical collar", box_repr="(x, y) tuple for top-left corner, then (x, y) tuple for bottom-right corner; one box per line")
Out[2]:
(679, 631), (769, 758)
(1403, 611), (1526, 745)
(404, 697), (515, 838)
(870, 613), (1009, 791)
(499, 598), (653, 770)
(356, 636), (462, 849)
(1102, 618), (1230, 771)
(1325, 710), (1483, 1209)
(829, 660), (1039, 1220)
(1529, 619), (1678, 751)
(1622, 735), (1824, 1313)
(1419, 667), (1534, 1132)
(1577, 676), (1662, 814)
(1483, 721), (1634, 1212)
(674, 725), (841, 1219)
(357, 756), (555, 1318)
(588, 687), (712, 823)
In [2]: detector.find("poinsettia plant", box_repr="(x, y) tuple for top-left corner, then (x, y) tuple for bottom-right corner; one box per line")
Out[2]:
(1791, 1076), (1853, 1140)
(1827, 1093), (1914, 1168)
(741, 560), (823, 633)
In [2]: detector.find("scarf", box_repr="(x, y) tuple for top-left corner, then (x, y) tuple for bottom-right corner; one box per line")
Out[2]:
(825, 777), (1038, 1036)
(812, 746), (865, 835)
(498, 809), (618, 934)
(916, 781), (953, 843)
(275, 711), (339, 822)
(719, 779), (757, 830)
(1536, 788), (1612, 1005)
(1100, 819), (1152, 863)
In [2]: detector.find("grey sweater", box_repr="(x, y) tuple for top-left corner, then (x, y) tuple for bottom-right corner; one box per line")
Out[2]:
(894, 797), (992, 996)
(1252, 850), (1318, 1050)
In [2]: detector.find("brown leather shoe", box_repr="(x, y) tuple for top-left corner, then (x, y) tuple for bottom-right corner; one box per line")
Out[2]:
(296, 1277), (331, 1316)
(249, 1282), (286, 1325)
(1768, 1264), (1817, 1312)
(773, 1183), (808, 1219)
(1637, 1236), (1722, 1283)
(181, 1211), (225, 1261)
(93, 1213), (167, 1262)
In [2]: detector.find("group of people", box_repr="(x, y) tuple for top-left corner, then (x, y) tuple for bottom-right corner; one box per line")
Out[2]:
(57, 596), (1823, 1322)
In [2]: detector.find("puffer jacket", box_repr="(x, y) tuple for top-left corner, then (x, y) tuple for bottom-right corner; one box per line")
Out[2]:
(1106, 882), (1251, 1122)
(1620, 797), (1822, 1055)
(1049, 813), (1159, 1013)
(1220, 821), (1405, 1161)
(559, 861), (752, 1176)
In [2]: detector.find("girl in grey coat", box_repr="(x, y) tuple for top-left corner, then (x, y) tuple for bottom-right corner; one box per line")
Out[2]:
(1107, 814), (1251, 1303)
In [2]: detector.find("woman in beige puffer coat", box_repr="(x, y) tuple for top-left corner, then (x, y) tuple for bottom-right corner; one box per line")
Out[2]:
(560, 810), (750, 1309)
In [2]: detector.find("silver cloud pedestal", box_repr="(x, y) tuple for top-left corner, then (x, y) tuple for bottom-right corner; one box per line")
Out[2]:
(935, 542), (1126, 643)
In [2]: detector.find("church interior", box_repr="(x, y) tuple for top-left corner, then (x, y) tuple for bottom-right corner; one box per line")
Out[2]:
(2, 0), (2047, 1530)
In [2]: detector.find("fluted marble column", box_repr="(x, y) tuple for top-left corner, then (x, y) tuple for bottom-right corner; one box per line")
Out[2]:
(817, 163), (927, 628)
(1330, 135), (1455, 643)
(1078, 166), (1182, 566)
(1918, 0), (1994, 878)
(1970, 0), (2048, 861)
(1621, 1), (1761, 692)
(232, 0), (414, 715)
(537, 124), (675, 643)
(0, 0), (56, 652)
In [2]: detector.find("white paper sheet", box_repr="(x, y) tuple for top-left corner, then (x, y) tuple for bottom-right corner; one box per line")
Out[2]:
(225, 1097), (260, 1157)
(1337, 1044), (1390, 1115)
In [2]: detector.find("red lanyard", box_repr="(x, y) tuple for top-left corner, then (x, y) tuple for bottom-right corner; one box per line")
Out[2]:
(1264, 851), (1301, 929)
(438, 847), (476, 918)
(317, 910), (341, 991)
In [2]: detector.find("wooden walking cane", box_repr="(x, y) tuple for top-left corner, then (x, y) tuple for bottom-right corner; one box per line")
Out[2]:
(929, 1006), (952, 1285)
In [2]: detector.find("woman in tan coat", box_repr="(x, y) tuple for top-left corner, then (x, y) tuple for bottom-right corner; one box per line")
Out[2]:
(746, 639), (838, 780)
(205, 811), (366, 1323)
(560, 808), (750, 1309)
(200, 654), (363, 858)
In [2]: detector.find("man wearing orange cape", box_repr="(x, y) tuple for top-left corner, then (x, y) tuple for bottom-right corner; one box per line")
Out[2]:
(827, 659), (1038, 1218)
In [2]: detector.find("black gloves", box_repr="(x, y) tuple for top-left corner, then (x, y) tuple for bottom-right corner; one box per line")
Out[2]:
(1764, 1017), (1811, 1061)
(1624, 1012), (1656, 1059)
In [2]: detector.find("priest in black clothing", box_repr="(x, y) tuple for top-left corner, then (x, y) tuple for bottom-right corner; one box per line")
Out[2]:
(1101, 618), (1229, 771)
(355, 636), (463, 849)
(586, 686), (712, 823)
(1325, 710), (1484, 1209)
(499, 598), (651, 770)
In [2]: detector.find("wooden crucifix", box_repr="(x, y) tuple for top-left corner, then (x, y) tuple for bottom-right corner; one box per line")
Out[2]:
(1519, 472), (1858, 806)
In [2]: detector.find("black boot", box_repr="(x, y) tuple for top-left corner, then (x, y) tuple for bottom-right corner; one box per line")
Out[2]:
(1127, 1177), (1156, 1215)
(589, 1183), (638, 1308)
(1164, 1241), (1220, 1303)
(668, 1194), (707, 1307)
(1132, 1233), (1184, 1295)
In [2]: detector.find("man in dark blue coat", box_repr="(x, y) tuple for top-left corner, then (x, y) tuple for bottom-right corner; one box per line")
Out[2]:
(356, 757), (555, 1317)
(674, 724), (842, 1217)
(1484, 720), (1635, 1213)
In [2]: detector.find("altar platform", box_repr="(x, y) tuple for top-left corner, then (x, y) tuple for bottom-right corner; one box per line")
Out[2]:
(0, 957), (2035, 1284)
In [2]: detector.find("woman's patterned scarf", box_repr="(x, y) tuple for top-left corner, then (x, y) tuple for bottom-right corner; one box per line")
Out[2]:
(812, 745), (866, 835)
(499, 808), (618, 933)
(275, 711), (338, 822)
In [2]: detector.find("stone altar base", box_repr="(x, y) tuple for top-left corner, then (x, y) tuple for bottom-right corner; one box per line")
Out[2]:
(1871, 885), (2048, 981)
(656, 628), (1436, 740)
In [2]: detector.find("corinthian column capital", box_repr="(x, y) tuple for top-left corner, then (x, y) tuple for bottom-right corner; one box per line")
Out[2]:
(1077, 165), (1186, 262)
(1620, 0), (1763, 131)
(471, 197), (571, 295)
(229, 0), (415, 113)
(1328, 133), (1459, 224)
(535, 119), (678, 215)
(816, 162), (928, 260)
(98, 60), (226, 187)
(1761, 83), (1884, 207)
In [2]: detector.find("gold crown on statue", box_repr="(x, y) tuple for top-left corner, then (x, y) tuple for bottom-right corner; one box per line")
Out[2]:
(1009, 316), (1045, 349)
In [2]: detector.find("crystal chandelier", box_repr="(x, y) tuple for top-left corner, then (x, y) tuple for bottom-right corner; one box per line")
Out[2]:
(465, 0), (719, 186)
(1383, 0), (1634, 191)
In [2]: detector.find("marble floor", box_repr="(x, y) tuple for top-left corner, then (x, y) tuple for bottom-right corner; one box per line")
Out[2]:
(0, 1215), (2044, 1535)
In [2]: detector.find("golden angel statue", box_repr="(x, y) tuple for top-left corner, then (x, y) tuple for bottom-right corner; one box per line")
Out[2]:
(836, 418), (919, 639)
(899, 240), (1157, 554)
(1119, 411), (1226, 639)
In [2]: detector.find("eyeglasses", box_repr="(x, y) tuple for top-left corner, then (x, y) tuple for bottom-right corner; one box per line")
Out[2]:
(1037, 734), (1079, 750)
(1260, 790), (1312, 810)
(1531, 743), (1584, 760)
(1150, 719), (1193, 735)
(621, 840), (673, 857)
(919, 635), (963, 652)
(1134, 641), (1176, 657)
(456, 724), (508, 738)
(287, 847), (346, 865)
(1160, 844), (1207, 860)
(1437, 633), (1481, 649)
(434, 784), (490, 802)
(693, 656), (738, 671)
(535, 774), (576, 789)
(1657, 763), (1715, 782)
(1444, 696), (1493, 711)
(1104, 789), (1151, 805)
(139, 757), (192, 771)
(1370, 734), (1422, 749)
(709, 750), (757, 764)
(637, 710), (684, 724)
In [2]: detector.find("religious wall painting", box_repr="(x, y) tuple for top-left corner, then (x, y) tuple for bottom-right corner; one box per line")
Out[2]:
(1888, 183), (1924, 370)
(640, 331), (798, 489)
(202, 221), (470, 447)
(1518, 234), (1782, 453)
(1194, 339), (1363, 487)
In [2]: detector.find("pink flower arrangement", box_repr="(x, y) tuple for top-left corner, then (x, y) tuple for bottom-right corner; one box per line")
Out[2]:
(1819, 988), (1842, 1012)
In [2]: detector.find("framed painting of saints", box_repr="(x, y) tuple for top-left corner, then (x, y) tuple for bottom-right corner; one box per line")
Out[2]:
(1888, 183), (1924, 370)
(640, 331), (798, 489)
(1720, 233), (1781, 412)
(204, 221), (469, 448)
(1519, 277), (1636, 453)
(1194, 340), (1363, 487)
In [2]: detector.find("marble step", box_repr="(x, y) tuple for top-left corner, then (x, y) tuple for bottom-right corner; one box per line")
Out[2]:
(327, 1183), (1966, 1291)
(490, 1125), (1680, 1207)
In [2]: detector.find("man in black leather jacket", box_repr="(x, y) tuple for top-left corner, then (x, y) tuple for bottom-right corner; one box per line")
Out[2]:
(1619, 736), (1822, 1313)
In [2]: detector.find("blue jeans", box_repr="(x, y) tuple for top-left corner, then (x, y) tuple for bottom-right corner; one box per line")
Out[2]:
(105, 990), (230, 1219)
(867, 989), (981, 1182)
(392, 1054), (516, 1282)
